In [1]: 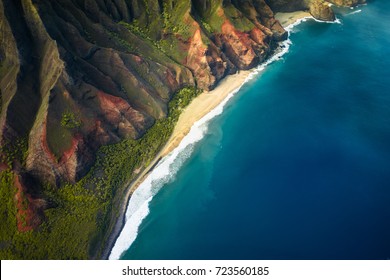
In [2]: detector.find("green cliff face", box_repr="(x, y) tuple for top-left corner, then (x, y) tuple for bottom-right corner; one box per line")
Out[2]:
(0, 0), (362, 259)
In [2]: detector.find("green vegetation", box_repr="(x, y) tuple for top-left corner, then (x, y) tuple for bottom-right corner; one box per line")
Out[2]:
(46, 95), (78, 160)
(193, 0), (225, 33)
(0, 138), (28, 169)
(161, 0), (194, 39)
(0, 87), (201, 259)
(0, 172), (103, 259)
(119, 20), (152, 42)
(46, 122), (73, 161)
(201, 20), (213, 34)
(224, 4), (255, 32)
(45, 110), (81, 160)
(117, 20), (188, 68)
(61, 111), (81, 129)
(109, 31), (140, 54)
(193, 1), (254, 34)
(0, 171), (17, 255)
(118, 21), (166, 56)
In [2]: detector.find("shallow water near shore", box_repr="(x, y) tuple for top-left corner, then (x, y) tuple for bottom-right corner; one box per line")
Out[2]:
(117, 1), (390, 260)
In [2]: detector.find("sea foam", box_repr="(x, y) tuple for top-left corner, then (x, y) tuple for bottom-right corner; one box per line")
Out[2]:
(347, 10), (362, 16)
(108, 16), (337, 260)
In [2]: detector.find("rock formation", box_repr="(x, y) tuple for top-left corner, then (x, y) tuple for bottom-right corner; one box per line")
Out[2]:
(309, 0), (335, 21)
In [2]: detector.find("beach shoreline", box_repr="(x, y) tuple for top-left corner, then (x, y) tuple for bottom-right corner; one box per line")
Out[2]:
(100, 70), (253, 260)
(275, 11), (311, 27)
(101, 11), (313, 260)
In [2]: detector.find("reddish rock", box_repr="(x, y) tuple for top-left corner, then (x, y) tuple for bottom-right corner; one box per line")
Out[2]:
(217, 20), (259, 69)
(96, 91), (148, 139)
(14, 174), (46, 232)
(186, 28), (218, 90)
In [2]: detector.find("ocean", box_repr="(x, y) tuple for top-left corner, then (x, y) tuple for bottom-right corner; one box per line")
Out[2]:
(110, 1), (390, 260)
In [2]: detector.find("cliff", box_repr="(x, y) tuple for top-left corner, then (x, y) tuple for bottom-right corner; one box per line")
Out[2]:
(0, 0), (364, 259)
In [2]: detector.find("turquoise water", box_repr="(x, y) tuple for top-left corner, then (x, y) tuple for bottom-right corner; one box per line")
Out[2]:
(117, 1), (390, 260)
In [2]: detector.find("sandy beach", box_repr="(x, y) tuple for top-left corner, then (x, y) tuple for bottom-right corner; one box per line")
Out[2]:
(127, 70), (252, 193)
(102, 10), (313, 259)
(164, 72), (253, 154)
(275, 11), (312, 27)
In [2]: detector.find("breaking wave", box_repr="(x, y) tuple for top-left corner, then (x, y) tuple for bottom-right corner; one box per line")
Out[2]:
(347, 10), (362, 16)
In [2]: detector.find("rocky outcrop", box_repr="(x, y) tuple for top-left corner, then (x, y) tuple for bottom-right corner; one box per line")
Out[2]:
(265, 0), (363, 21)
(231, 0), (288, 41)
(309, 0), (335, 21)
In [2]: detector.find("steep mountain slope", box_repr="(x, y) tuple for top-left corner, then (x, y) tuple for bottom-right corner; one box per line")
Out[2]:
(1, 0), (286, 187)
(0, 0), (365, 259)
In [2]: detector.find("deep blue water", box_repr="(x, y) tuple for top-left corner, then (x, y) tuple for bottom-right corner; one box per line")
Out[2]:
(121, 1), (390, 260)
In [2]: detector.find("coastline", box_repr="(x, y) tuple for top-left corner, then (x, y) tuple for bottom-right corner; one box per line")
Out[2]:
(275, 11), (311, 27)
(101, 70), (252, 260)
(102, 11), (313, 260)
(158, 11), (315, 162)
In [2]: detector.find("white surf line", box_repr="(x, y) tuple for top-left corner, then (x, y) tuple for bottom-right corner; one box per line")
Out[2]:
(346, 9), (362, 16)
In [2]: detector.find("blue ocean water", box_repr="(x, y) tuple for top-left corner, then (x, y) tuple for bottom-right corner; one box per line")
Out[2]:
(119, 1), (390, 260)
